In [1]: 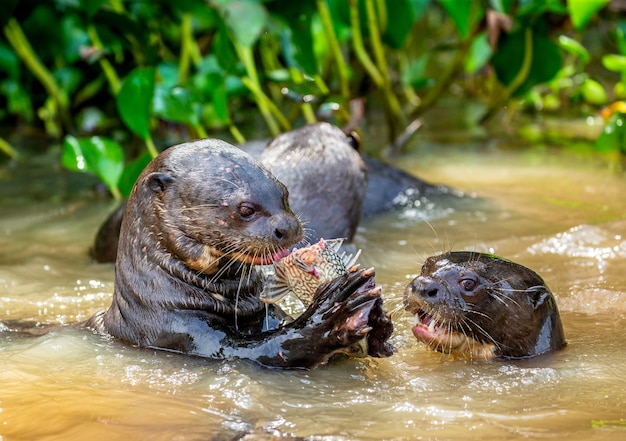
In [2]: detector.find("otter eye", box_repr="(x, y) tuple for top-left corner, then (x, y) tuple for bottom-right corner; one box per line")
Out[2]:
(460, 279), (476, 291)
(238, 203), (256, 218)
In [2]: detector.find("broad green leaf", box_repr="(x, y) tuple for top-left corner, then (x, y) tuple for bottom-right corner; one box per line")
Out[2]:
(602, 54), (626, 73)
(557, 35), (590, 64)
(439, 0), (484, 39)
(489, 0), (514, 14)
(213, 28), (239, 73)
(119, 152), (153, 196)
(218, 0), (267, 48)
(567, 0), (609, 30)
(269, 0), (318, 74)
(0, 44), (19, 78)
(116, 67), (155, 140)
(465, 31), (492, 74)
(82, 0), (107, 17)
(383, 0), (431, 49)
(157, 63), (180, 88)
(62, 136), (124, 194)
(280, 27), (316, 76)
(153, 85), (200, 126)
(492, 28), (562, 97)
(211, 80), (229, 123)
(401, 54), (431, 89)
(2, 79), (33, 120)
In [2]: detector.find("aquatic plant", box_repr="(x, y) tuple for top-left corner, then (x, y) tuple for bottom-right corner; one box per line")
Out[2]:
(0, 0), (619, 197)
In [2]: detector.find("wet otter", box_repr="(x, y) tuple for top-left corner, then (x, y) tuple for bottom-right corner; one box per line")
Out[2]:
(404, 251), (566, 359)
(83, 139), (393, 368)
(91, 122), (440, 263)
(260, 123), (367, 242)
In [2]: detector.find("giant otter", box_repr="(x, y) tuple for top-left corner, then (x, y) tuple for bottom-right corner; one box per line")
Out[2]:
(260, 123), (366, 242)
(404, 251), (566, 359)
(83, 139), (393, 368)
(91, 122), (440, 263)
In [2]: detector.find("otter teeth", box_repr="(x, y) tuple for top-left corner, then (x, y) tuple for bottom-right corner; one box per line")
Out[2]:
(428, 320), (437, 334)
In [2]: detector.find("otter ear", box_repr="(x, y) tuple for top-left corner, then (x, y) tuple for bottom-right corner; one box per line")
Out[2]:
(346, 131), (361, 151)
(147, 172), (173, 193)
(528, 286), (551, 309)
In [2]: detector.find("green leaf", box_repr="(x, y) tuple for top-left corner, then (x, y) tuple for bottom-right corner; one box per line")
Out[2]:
(383, 0), (431, 49)
(490, 0), (515, 14)
(211, 80), (229, 123)
(401, 54), (431, 89)
(81, 0), (107, 18)
(116, 67), (155, 140)
(153, 85), (200, 126)
(439, 0), (484, 39)
(602, 54), (626, 73)
(0, 43), (19, 78)
(268, 0), (318, 75)
(567, 0), (609, 30)
(465, 31), (492, 74)
(157, 63), (180, 88)
(492, 28), (562, 97)
(595, 114), (626, 153)
(62, 136), (124, 196)
(558, 35), (590, 64)
(218, 0), (268, 48)
(581, 78), (608, 106)
(119, 152), (153, 196)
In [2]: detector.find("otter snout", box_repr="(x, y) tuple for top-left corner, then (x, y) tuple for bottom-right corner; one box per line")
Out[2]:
(406, 277), (446, 302)
(270, 213), (303, 247)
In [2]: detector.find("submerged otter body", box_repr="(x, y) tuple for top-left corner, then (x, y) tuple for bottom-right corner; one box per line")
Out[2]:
(404, 251), (566, 360)
(83, 139), (393, 368)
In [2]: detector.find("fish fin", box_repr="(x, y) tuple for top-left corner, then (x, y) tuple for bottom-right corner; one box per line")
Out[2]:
(341, 248), (362, 269)
(259, 264), (292, 304)
(326, 238), (346, 253)
(260, 279), (292, 304)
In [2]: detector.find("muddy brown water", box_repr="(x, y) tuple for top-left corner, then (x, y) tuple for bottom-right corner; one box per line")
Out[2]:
(1, 139), (625, 440)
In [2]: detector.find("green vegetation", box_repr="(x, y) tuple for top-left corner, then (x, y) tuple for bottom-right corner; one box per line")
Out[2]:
(1, 0), (623, 197)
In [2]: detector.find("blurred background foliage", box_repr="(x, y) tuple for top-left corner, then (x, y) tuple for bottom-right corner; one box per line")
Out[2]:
(1, 0), (625, 198)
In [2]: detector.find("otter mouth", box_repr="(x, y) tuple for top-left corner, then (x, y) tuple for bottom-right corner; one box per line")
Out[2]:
(411, 309), (446, 341)
(410, 308), (496, 359)
(230, 247), (291, 266)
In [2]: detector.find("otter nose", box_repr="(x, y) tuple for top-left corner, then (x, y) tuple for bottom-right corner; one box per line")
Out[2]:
(410, 277), (444, 301)
(272, 214), (303, 246)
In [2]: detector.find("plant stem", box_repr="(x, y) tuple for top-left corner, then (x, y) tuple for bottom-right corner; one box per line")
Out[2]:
(229, 124), (246, 144)
(110, 185), (123, 201)
(235, 43), (284, 135)
(0, 137), (18, 159)
(365, 0), (405, 138)
(145, 135), (159, 158)
(289, 68), (317, 123)
(349, 0), (383, 87)
(317, 0), (350, 98)
(241, 76), (291, 132)
(87, 25), (121, 94)
(479, 27), (533, 124)
(4, 18), (71, 133)
(179, 13), (193, 85)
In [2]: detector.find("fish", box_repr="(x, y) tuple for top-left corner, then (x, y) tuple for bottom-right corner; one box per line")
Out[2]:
(260, 238), (361, 307)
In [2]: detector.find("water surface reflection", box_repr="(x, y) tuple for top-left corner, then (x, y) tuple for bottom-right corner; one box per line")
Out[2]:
(1, 142), (625, 440)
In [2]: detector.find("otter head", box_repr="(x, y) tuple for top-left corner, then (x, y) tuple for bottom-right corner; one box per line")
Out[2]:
(261, 122), (367, 242)
(125, 139), (303, 275)
(404, 251), (566, 359)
